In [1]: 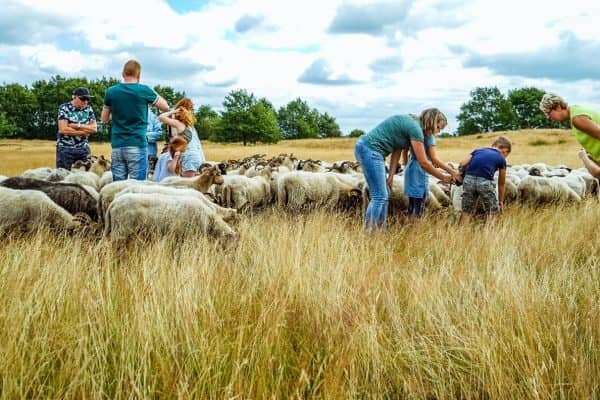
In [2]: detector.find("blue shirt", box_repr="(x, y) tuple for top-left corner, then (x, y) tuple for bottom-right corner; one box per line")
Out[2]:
(361, 115), (424, 157)
(146, 110), (162, 157)
(465, 147), (506, 180)
(404, 135), (436, 198)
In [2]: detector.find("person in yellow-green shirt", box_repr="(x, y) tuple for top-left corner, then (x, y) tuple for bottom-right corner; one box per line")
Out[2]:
(539, 93), (600, 178)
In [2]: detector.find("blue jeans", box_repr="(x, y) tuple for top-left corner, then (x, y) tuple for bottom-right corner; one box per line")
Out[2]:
(111, 146), (148, 181)
(354, 139), (390, 229)
(407, 197), (426, 218)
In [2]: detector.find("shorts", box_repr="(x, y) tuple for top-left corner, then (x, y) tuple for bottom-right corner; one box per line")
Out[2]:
(461, 175), (499, 214)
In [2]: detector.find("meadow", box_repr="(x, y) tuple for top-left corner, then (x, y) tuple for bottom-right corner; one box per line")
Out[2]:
(0, 130), (598, 399)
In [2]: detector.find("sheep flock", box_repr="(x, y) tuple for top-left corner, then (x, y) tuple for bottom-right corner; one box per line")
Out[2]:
(0, 153), (598, 246)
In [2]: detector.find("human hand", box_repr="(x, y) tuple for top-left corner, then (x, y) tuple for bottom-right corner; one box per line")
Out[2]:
(577, 148), (589, 160)
(451, 170), (463, 183)
(386, 174), (394, 188)
(439, 173), (453, 184)
(174, 151), (181, 157)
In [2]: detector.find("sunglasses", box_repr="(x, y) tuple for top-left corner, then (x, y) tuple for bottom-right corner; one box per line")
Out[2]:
(78, 97), (90, 102)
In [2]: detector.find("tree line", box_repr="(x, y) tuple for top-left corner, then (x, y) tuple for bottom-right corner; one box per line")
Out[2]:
(0, 75), (563, 144)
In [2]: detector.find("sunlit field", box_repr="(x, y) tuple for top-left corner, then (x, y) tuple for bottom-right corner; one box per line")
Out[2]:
(0, 130), (598, 399)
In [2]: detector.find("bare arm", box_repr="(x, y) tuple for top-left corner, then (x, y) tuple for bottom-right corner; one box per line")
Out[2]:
(497, 168), (506, 210)
(58, 119), (82, 136)
(101, 106), (111, 124)
(428, 145), (461, 181)
(459, 154), (472, 170)
(386, 148), (403, 187)
(411, 140), (452, 183)
(167, 152), (180, 173)
(159, 109), (185, 134)
(154, 95), (170, 112)
(573, 115), (600, 141)
(401, 148), (409, 166)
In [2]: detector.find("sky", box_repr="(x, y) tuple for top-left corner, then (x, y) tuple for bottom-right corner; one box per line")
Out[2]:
(1, 0), (600, 135)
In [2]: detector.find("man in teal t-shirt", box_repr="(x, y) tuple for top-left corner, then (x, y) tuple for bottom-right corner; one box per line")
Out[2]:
(539, 93), (600, 178)
(102, 59), (169, 181)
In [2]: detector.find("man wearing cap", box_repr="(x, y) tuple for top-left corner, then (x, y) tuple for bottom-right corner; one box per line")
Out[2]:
(101, 59), (169, 181)
(56, 87), (97, 169)
(539, 93), (600, 178)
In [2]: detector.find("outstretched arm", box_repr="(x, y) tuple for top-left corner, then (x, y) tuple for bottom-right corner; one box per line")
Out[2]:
(573, 115), (600, 141)
(411, 140), (452, 183)
(428, 145), (461, 181)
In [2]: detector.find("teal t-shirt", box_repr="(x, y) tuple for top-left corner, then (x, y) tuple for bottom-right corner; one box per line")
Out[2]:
(361, 115), (424, 157)
(570, 105), (600, 162)
(104, 83), (158, 148)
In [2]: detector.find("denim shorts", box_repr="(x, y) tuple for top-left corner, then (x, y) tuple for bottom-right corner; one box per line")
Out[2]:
(56, 144), (90, 170)
(111, 146), (148, 181)
(461, 174), (499, 213)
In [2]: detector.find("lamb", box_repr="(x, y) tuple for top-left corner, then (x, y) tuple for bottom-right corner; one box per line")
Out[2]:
(0, 187), (85, 234)
(103, 192), (238, 245)
(0, 177), (99, 221)
(518, 176), (582, 204)
(0, 175), (6, 183)
(277, 171), (362, 212)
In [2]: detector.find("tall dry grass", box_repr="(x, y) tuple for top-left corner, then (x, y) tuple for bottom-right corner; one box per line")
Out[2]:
(0, 132), (598, 398)
(0, 205), (598, 399)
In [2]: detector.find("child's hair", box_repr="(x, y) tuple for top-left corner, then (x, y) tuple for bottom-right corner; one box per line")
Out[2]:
(168, 136), (188, 176)
(419, 108), (447, 134)
(168, 136), (188, 157)
(174, 98), (196, 126)
(492, 136), (512, 152)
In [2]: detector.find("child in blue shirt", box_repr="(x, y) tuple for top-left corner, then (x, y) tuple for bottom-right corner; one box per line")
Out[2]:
(458, 136), (511, 224)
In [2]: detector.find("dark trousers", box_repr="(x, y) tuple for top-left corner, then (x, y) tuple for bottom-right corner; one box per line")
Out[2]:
(56, 144), (91, 170)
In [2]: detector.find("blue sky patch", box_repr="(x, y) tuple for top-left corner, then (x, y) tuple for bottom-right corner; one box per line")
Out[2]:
(165, 0), (211, 14)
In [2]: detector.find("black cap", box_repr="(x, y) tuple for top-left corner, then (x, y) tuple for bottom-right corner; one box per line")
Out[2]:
(72, 87), (94, 100)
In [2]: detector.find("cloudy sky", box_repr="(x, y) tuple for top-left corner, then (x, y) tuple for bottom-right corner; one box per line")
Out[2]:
(2, 0), (600, 134)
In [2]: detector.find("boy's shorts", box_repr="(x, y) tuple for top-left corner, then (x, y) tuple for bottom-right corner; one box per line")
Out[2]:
(461, 174), (499, 214)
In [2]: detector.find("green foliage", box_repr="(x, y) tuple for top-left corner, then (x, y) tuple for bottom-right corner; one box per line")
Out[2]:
(215, 89), (282, 145)
(194, 105), (220, 141)
(317, 112), (342, 138)
(349, 129), (364, 138)
(0, 83), (39, 139)
(0, 112), (17, 138)
(154, 85), (186, 107)
(456, 86), (517, 135)
(277, 98), (319, 139)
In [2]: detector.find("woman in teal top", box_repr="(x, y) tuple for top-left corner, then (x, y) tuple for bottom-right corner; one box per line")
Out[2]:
(540, 93), (600, 178)
(354, 108), (456, 230)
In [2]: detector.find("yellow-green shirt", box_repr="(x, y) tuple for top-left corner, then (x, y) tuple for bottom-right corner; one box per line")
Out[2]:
(570, 104), (600, 162)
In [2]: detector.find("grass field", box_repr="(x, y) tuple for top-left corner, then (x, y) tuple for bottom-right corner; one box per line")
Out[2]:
(0, 131), (598, 399)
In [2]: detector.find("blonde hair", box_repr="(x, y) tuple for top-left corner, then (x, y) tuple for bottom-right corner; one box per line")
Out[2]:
(174, 98), (196, 126)
(492, 136), (512, 152)
(539, 93), (567, 114)
(122, 59), (141, 79)
(419, 108), (447, 134)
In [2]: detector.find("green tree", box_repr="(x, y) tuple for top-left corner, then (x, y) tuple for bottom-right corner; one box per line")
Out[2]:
(507, 87), (563, 129)
(317, 112), (342, 137)
(194, 105), (220, 140)
(456, 86), (516, 135)
(349, 128), (364, 137)
(154, 85), (186, 108)
(276, 98), (319, 139)
(0, 112), (17, 138)
(0, 83), (39, 139)
(216, 89), (281, 145)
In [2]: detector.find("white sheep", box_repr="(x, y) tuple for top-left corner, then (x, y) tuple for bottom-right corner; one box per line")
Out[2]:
(518, 176), (582, 204)
(0, 187), (83, 234)
(104, 192), (238, 245)
(277, 171), (362, 212)
(98, 179), (154, 223)
(220, 167), (273, 211)
(63, 171), (101, 192)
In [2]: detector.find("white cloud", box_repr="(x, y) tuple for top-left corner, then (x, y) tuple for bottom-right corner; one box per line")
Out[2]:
(0, 0), (599, 134)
